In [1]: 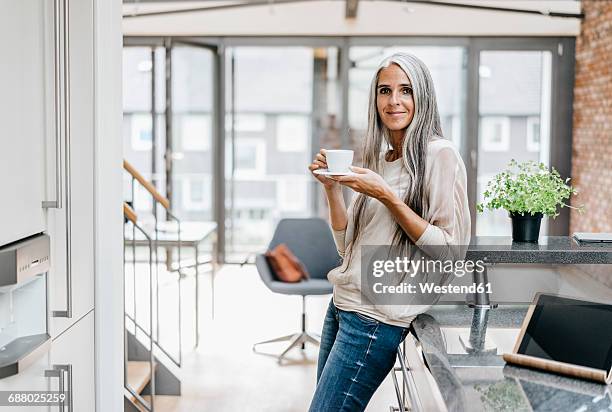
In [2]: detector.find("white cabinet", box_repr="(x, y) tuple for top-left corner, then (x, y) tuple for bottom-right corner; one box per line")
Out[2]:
(0, 0), (47, 247)
(0, 349), (50, 412)
(48, 311), (95, 412)
(0, 0), (99, 409)
(0, 0), (96, 336)
(49, 0), (95, 337)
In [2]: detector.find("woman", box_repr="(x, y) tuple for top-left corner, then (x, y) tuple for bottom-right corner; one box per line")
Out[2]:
(308, 53), (470, 411)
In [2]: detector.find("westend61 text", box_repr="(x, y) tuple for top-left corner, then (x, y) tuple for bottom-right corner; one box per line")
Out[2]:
(371, 257), (486, 278)
(372, 282), (493, 295)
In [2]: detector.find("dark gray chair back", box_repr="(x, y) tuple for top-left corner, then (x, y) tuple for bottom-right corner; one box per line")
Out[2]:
(267, 218), (342, 280)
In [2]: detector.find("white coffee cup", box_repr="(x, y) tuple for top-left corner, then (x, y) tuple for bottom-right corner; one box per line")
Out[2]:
(325, 150), (354, 173)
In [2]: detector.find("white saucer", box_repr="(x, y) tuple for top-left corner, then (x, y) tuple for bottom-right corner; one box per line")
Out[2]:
(313, 169), (355, 176)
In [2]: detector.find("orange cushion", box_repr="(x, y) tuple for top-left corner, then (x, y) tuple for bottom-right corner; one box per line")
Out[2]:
(265, 244), (310, 283)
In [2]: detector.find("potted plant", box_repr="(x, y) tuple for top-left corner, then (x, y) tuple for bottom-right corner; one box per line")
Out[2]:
(477, 160), (582, 242)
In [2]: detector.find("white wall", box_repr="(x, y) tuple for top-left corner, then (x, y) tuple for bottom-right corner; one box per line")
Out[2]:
(94, 0), (124, 410)
(123, 0), (581, 36)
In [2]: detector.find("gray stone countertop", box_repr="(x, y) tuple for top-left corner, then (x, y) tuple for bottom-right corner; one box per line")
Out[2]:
(467, 236), (612, 264)
(412, 307), (612, 412)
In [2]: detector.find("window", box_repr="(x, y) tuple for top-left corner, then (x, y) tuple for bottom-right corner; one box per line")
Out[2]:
(276, 115), (309, 152)
(225, 46), (318, 260)
(526, 117), (540, 152)
(130, 114), (152, 151)
(277, 179), (308, 212)
(181, 114), (211, 151)
(233, 208), (269, 222)
(235, 138), (266, 177)
(182, 177), (210, 211)
(476, 174), (510, 236)
(236, 114), (266, 132)
(133, 183), (153, 212)
(248, 209), (268, 220)
(480, 116), (510, 152)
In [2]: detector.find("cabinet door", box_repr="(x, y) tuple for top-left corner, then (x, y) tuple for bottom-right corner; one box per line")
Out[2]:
(0, 0), (47, 247)
(0, 349), (50, 412)
(50, 0), (95, 337)
(48, 310), (95, 412)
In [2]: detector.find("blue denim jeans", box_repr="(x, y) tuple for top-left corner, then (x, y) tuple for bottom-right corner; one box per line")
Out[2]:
(309, 299), (409, 412)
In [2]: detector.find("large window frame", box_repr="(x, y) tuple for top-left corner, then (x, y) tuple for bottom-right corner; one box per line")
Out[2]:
(124, 36), (575, 263)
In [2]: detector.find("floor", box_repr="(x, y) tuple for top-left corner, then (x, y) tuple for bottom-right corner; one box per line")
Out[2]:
(148, 263), (401, 412)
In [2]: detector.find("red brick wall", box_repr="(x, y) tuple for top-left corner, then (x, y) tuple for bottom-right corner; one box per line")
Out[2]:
(571, 0), (612, 286)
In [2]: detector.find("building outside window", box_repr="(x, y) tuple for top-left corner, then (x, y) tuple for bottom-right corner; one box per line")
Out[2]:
(130, 113), (153, 151)
(277, 179), (308, 212)
(526, 116), (541, 152)
(181, 114), (211, 151)
(235, 113), (266, 132)
(276, 115), (309, 152)
(480, 116), (510, 152)
(182, 177), (211, 211)
(235, 138), (266, 178)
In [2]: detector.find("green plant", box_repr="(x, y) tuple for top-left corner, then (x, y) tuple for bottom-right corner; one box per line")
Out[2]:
(477, 159), (583, 217)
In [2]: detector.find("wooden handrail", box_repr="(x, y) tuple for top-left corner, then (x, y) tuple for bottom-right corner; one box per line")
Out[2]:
(123, 160), (171, 210)
(123, 202), (138, 225)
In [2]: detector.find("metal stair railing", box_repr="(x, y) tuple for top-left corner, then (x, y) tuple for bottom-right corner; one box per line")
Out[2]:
(123, 159), (182, 368)
(390, 340), (422, 412)
(123, 203), (156, 412)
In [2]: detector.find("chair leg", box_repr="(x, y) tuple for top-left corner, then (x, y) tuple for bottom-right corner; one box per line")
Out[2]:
(301, 296), (307, 350)
(252, 333), (297, 349)
(253, 296), (322, 363)
(253, 331), (322, 363)
(303, 332), (320, 346)
(277, 334), (305, 363)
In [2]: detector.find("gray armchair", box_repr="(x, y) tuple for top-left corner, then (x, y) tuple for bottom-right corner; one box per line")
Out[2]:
(253, 218), (341, 363)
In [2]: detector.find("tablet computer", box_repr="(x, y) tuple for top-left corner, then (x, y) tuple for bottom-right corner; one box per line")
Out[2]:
(573, 232), (612, 243)
(503, 293), (612, 384)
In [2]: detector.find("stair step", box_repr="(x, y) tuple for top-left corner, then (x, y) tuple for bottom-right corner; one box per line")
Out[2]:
(126, 394), (181, 412)
(141, 395), (181, 412)
(127, 361), (154, 395)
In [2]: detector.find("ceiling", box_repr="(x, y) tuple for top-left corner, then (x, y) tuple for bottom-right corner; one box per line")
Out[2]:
(122, 0), (582, 37)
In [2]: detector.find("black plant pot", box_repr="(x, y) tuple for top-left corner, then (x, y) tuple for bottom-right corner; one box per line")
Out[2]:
(509, 212), (543, 242)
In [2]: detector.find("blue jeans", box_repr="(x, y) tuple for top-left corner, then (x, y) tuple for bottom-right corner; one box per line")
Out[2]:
(309, 299), (409, 412)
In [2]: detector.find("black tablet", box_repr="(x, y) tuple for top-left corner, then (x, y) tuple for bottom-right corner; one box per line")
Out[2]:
(504, 293), (612, 384)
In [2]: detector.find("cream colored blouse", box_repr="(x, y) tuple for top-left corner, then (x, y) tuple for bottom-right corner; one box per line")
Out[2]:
(328, 138), (471, 327)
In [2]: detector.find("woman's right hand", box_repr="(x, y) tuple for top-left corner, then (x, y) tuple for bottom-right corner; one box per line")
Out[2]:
(309, 149), (340, 191)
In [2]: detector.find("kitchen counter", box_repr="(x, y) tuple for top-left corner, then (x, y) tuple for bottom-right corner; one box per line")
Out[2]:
(412, 308), (612, 412)
(462, 237), (612, 308)
(402, 237), (612, 411)
(467, 236), (612, 264)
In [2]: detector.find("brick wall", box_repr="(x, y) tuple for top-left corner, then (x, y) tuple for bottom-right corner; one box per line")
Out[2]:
(571, 0), (612, 287)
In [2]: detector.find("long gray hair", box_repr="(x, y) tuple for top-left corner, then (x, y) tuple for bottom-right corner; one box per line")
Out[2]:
(343, 53), (444, 270)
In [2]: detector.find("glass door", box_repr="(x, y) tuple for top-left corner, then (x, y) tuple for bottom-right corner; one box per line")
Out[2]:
(475, 50), (552, 236)
(166, 41), (217, 351)
(224, 46), (341, 262)
(170, 43), (216, 222)
(122, 40), (218, 358)
(122, 46), (165, 214)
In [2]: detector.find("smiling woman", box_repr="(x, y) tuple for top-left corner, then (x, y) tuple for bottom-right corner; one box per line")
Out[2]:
(376, 64), (415, 149)
(307, 53), (471, 412)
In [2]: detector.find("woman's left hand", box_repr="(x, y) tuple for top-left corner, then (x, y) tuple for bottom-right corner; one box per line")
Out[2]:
(332, 166), (394, 201)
